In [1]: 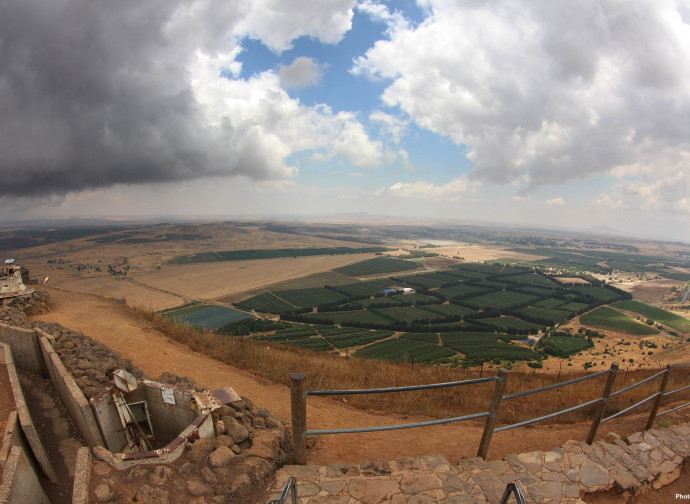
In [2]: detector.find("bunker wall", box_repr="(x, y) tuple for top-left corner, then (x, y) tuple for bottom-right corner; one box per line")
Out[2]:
(0, 324), (44, 376)
(0, 446), (50, 504)
(38, 335), (104, 449)
(0, 343), (56, 482)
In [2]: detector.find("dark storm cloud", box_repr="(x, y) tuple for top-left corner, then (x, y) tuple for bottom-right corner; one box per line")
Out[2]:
(1, 0), (213, 196)
(0, 0), (357, 197)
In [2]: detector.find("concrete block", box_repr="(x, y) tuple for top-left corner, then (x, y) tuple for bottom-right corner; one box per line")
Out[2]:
(1, 343), (57, 482)
(0, 324), (44, 376)
(0, 446), (50, 504)
(0, 411), (30, 471)
(38, 337), (104, 448)
(71, 447), (92, 504)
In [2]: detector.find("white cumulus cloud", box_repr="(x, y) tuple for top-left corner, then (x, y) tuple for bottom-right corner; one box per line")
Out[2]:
(378, 175), (479, 201)
(353, 0), (690, 194)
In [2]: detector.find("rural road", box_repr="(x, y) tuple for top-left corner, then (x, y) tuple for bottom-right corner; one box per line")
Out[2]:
(30, 287), (679, 465)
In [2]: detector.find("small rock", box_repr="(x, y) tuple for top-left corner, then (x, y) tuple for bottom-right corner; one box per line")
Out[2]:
(178, 462), (195, 474)
(94, 482), (113, 503)
(224, 417), (249, 444)
(229, 473), (252, 495)
(215, 420), (226, 435)
(187, 480), (214, 497)
(208, 445), (236, 467)
(201, 466), (218, 484)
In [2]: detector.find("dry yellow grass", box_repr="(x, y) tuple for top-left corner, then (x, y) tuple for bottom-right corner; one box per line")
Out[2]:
(56, 276), (184, 311)
(133, 254), (377, 301)
(135, 308), (690, 427)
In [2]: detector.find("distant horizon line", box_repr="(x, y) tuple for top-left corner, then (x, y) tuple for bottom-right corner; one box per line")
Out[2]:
(0, 212), (686, 246)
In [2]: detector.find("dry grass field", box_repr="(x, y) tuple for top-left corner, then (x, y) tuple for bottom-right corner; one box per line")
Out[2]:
(430, 244), (550, 262)
(133, 253), (378, 302)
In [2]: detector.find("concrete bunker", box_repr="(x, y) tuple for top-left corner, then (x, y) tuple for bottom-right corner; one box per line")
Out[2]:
(91, 370), (241, 468)
(0, 259), (34, 299)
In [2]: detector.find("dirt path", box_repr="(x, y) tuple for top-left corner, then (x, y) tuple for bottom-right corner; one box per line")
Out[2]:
(30, 288), (690, 466)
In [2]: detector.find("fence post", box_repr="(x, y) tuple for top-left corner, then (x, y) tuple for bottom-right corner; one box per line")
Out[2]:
(477, 368), (509, 460)
(645, 364), (672, 430)
(586, 362), (619, 445)
(290, 373), (307, 465)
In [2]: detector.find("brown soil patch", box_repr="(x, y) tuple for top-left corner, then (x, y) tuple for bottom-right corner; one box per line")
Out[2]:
(430, 245), (549, 263)
(556, 277), (591, 285)
(29, 288), (690, 466)
(617, 278), (683, 303)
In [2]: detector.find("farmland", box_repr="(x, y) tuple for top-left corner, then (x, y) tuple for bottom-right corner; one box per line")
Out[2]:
(226, 254), (637, 365)
(168, 246), (388, 265)
(164, 304), (252, 330)
(540, 334), (592, 358)
(612, 300), (690, 333)
(579, 306), (660, 335)
(440, 332), (540, 364)
(19, 218), (686, 370)
(334, 256), (422, 277)
(353, 338), (456, 363)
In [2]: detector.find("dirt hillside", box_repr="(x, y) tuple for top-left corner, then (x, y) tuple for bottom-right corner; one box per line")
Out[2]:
(29, 287), (689, 465)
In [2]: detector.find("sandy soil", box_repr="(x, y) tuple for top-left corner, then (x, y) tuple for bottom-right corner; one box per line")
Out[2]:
(29, 288), (690, 466)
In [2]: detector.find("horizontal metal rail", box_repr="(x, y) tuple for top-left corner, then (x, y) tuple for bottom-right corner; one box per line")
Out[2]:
(306, 411), (489, 436)
(305, 376), (499, 397)
(503, 369), (610, 401)
(610, 369), (668, 398)
(496, 397), (603, 433)
(602, 393), (660, 423)
(657, 401), (690, 418)
(663, 384), (690, 397)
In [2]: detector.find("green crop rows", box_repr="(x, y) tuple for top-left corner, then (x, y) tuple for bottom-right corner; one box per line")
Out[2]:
(327, 279), (395, 297)
(464, 290), (538, 310)
(440, 332), (540, 363)
(334, 257), (421, 277)
(168, 246), (388, 265)
(322, 329), (393, 348)
(434, 284), (487, 301)
(235, 292), (297, 315)
(273, 287), (349, 308)
(541, 335), (591, 358)
(472, 317), (544, 332)
(580, 307), (660, 335)
(515, 306), (573, 324)
(345, 293), (440, 310)
(612, 300), (690, 333)
(353, 338), (456, 363)
(399, 332), (439, 343)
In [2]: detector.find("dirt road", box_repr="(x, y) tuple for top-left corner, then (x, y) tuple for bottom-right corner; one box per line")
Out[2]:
(30, 288), (688, 465)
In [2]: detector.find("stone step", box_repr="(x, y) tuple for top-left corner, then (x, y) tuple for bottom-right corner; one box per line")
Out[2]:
(266, 423), (690, 504)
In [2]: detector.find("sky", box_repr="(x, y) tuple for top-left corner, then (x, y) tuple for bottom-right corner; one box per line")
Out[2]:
(1, 0), (690, 241)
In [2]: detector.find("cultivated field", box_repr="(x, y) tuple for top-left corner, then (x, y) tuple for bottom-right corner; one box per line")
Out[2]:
(133, 254), (378, 301)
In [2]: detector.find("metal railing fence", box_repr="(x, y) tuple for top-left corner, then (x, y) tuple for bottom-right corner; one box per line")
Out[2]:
(290, 361), (690, 464)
